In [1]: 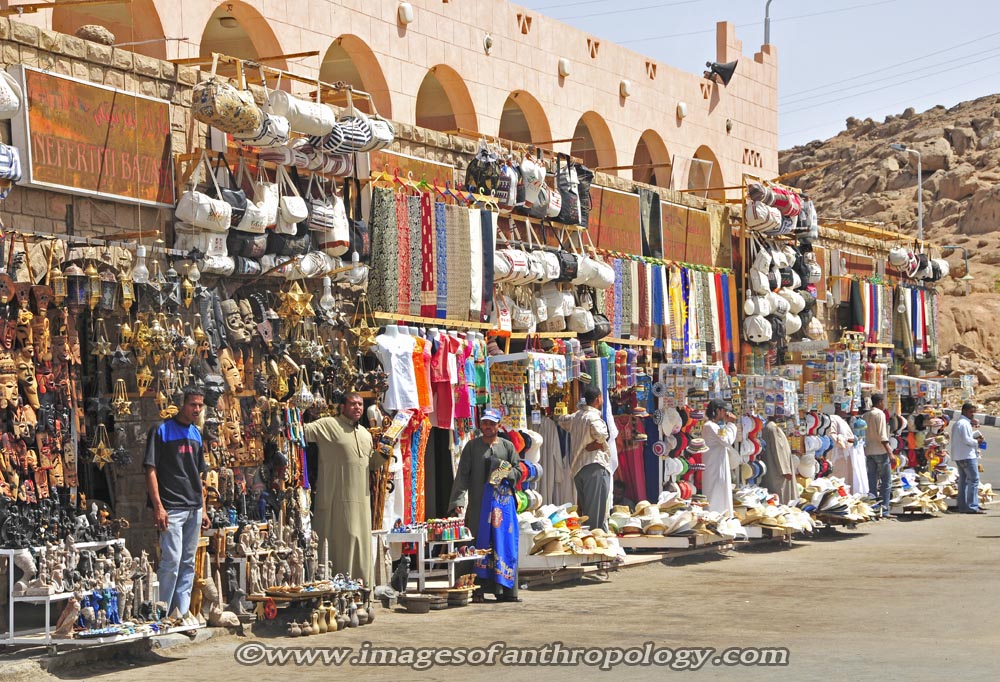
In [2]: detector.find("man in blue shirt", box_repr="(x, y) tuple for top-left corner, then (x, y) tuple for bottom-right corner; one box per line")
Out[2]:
(950, 403), (986, 515)
(144, 387), (210, 623)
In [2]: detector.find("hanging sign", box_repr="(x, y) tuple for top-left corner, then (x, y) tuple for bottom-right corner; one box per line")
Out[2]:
(8, 65), (174, 207)
(684, 208), (713, 266)
(660, 201), (688, 261)
(590, 185), (642, 253)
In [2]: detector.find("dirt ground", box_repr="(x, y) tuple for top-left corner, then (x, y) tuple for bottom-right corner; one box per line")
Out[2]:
(7, 442), (1000, 682)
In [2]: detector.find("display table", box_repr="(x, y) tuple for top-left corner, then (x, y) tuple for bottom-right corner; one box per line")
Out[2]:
(386, 530), (476, 591)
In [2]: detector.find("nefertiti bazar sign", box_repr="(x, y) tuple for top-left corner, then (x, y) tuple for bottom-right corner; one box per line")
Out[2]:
(9, 65), (174, 207)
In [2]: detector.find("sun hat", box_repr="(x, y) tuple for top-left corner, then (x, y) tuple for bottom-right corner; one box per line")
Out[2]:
(686, 438), (709, 454)
(529, 529), (563, 554)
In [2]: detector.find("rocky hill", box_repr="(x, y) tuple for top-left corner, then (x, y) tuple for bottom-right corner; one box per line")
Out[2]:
(779, 95), (1000, 408)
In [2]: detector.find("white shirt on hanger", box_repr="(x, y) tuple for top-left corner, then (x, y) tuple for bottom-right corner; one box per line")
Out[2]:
(375, 330), (420, 411)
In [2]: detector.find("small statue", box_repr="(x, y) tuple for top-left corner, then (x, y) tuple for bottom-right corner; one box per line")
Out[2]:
(53, 591), (82, 638)
(12, 549), (37, 596)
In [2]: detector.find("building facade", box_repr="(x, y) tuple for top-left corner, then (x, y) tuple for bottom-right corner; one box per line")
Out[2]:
(30, 0), (778, 197)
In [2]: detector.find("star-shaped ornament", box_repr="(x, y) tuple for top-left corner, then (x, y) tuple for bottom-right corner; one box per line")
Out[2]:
(348, 320), (378, 351)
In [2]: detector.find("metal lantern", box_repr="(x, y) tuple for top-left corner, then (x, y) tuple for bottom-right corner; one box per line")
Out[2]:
(99, 270), (119, 311)
(64, 264), (88, 309)
(51, 265), (67, 305)
(120, 275), (135, 312)
(84, 261), (101, 311)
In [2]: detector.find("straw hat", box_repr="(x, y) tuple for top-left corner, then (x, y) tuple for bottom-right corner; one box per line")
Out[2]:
(641, 517), (666, 535)
(529, 529), (563, 554)
(633, 500), (654, 517)
(621, 517), (643, 536)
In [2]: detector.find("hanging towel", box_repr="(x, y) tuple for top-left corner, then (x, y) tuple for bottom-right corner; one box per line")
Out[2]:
(479, 210), (497, 323)
(367, 187), (398, 313)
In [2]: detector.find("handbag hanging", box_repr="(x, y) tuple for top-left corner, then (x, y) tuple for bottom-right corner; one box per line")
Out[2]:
(232, 157), (268, 233)
(175, 150), (232, 232)
(191, 53), (262, 136)
(275, 165), (308, 234)
(575, 162), (595, 228)
(344, 177), (370, 261)
(0, 70), (22, 120)
(308, 175), (351, 257)
(265, 72), (336, 137)
(208, 153), (247, 227)
(555, 153), (581, 225)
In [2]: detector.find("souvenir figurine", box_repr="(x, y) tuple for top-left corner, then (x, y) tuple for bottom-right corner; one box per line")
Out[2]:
(219, 349), (244, 393)
(0, 352), (19, 409)
(221, 299), (249, 345)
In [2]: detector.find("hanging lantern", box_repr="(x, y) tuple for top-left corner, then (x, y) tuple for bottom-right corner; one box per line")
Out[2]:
(118, 321), (133, 349)
(136, 364), (153, 396)
(181, 276), (195, 308)
(64, 264), (87, 309)
(91, 318), (112, 359)
(290, 367), (315, 409)
(50, 265), (67, 305)
(88, 423), (114, 470)
(85, 261), (101, 311)
(111, 378), (132, 416)
(99, 269), (119, 311)
(120, 274), (135, 312)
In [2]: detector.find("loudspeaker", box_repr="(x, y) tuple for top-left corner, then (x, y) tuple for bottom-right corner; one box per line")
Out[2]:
(704, 60), (738, 86)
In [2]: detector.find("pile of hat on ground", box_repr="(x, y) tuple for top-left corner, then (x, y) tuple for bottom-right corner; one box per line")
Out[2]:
(521, 503), (620, 559)
(889, 470), (949, 514)
(609, 497), (746, 540)
(796, 476), (879, 523)
(732, 487), (816, 533)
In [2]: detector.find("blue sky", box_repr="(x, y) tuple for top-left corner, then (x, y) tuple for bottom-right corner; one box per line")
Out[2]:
(516, 0), (1000, 149)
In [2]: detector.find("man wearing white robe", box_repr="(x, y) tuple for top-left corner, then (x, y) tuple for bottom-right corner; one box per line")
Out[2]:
(702, 399), (738, 514)
(829, 405), (866, 494)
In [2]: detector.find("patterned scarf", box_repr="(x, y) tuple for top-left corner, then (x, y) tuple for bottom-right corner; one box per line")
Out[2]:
(621, 259), (633, 337)
(446, 205), (471, 320)
(420, 193), (436, 317)
(396, 193), (411, 313)
(613, 259), (624, 338)
(408, 195), (422, 315)
(479, 210), (497, 323)
(435, 202), (448, 318)
(367, 187), (398, 313)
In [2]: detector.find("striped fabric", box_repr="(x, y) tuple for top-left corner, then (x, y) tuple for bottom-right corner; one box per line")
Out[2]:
(445, 205), (471, 320)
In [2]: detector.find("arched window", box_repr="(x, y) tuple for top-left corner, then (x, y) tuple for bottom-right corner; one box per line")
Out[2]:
(498, 91), (551, 145)
(688, 145), (726, 200)
(199, 2), (284, 67)
(570, 112), (616, 172)
(415, 65), (477, 133)
(52, 0), (166, 59)
(632, 130), (671, 188)
(320, 36), (392, 118)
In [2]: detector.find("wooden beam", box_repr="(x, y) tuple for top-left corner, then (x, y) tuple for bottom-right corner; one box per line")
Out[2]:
(770, 160), (835, 183)
(594, 162), (672, 172)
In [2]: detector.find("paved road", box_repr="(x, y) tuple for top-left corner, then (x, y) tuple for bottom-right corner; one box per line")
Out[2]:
(7, 434), (1000, 682)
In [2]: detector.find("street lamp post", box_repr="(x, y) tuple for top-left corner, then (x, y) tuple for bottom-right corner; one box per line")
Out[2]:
(765, 0), (775, 45)
(889, 143), (923, 244)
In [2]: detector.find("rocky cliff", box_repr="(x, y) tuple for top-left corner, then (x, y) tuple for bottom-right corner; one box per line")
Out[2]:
(779, 95), (1000, 407)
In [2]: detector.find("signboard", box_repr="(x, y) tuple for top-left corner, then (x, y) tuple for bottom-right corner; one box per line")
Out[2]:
(590, 185), (642, 253)
(684, 208), (713, 266)
(660, 201), (688, 261)
(9, 66), (174, 207)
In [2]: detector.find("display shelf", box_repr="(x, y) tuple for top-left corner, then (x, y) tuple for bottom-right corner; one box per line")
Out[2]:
(8, 623), (203, 647)
(12, 590), (89, 603)
(425, 555), (481, 564)
(428, 538), (472, 546)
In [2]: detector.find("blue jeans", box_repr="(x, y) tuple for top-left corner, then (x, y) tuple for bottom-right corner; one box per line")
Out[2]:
(158, 508), (202, 616)
(866, 454), (892, 515)
(956, 459), (981, 512)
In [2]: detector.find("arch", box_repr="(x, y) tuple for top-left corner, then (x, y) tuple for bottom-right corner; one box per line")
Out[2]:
(688, 144), (725, 201)
(498, 90), (551, 145)
(52, 0), (167, 59)
(415, 65), (477, 133)
(632, 130), (671, 188)
(320, 35), (392, 118)
(199, 2), (285, 69)
(571, 111), (616, 173)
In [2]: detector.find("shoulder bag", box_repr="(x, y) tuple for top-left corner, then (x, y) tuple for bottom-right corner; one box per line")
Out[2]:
(265, 72), (335, 137)
(191, 54), (262, 136)
(175, 151), (231, 232)
(207, 153), (247, 228)
(275, 165), (309, 235)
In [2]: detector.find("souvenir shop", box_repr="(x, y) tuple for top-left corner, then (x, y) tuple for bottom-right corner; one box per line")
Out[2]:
(0, 42), (989, 646)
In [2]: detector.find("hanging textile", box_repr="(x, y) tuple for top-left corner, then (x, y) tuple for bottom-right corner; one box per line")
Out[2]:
(420, 194), (437, 317)
(408, 195), (422, 315)
(539, 417), (573, 505)
(651, 264), (664, 345)
(849, 279), (864, 332)
(435, 202), (448, 318)
(367, 187), (399, 313)
(445, 205), (471, 320)
(612, 259), (624, 338)
(621, 260), (633, 338)
(637, 262), (650, 339)
(479, 210), (497, 323)
(669, 266), (685, 361)
(468, 208), (483, 320)
(613, 414), (645, 504)
(638, 188), (663, 258)
(396, 193), (412, 313)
